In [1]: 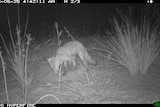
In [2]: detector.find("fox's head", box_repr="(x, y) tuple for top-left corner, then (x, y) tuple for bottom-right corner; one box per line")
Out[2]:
(47, 57), (59, 74)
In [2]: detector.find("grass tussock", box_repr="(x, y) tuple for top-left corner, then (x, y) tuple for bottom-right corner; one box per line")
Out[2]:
(0, 9), (32, 103)
(94, 14), (160, 75)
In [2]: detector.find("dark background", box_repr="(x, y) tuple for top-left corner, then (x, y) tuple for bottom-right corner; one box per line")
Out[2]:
(0, 3), (159, 39)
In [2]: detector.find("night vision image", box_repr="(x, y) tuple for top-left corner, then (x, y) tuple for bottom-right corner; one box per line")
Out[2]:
(0, 3), (159, 104)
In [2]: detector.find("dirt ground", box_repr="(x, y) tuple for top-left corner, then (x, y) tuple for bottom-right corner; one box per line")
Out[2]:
(0, 38), (160, 104)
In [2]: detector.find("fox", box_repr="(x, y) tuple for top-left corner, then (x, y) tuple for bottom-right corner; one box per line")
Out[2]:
(47, 40), (96, 75)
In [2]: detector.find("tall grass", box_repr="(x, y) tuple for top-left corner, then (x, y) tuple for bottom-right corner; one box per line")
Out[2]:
(0, 6), (32, 103)
(0, 51), (9, 103)
(94, 14), (160, 75)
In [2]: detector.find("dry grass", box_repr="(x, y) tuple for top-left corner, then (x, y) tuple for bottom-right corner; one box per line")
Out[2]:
(0, 51), (9, 103)
(0, 9), (32, 103)
(93, 14), (160, 75)
(33, 68), (126, 104)
(57, 68), (126, 104)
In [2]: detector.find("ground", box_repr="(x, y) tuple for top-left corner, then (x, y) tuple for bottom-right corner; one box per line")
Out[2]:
(0, 37), (159, 104)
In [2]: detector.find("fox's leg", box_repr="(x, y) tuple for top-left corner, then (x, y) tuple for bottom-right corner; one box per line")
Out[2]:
(83, 49), (96, 66)
(71, 56), (76, 68)
(78, 52), (88, 68)
(62, 61), (68, 76)
(87, 56), (96, 66)
(80, 50), (96, 69)
(66, 56), (76, 69)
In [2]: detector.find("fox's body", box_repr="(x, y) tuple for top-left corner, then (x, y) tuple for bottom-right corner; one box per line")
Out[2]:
(48, 41), (96, 75)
